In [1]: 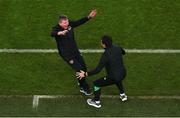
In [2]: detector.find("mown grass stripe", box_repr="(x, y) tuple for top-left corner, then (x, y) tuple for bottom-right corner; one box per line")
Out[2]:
(1, 95), (180, 99)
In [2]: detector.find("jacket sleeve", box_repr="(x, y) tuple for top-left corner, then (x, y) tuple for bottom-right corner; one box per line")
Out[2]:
(70, 17), (90, 28)
(51, 26), (59, 37)
(88, 53), (108, 76)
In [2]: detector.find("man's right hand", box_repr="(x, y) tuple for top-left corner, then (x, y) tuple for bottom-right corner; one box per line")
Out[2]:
(57, 30), (68, 35)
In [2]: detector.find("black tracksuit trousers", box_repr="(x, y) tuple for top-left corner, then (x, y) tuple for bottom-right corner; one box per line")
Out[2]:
(61, 52), (90, 91)
(93, 76), (125, 101)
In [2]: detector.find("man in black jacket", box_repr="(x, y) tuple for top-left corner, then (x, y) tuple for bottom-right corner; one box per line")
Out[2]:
(77, 35), (127, 108)
(51, 10), (97, 95)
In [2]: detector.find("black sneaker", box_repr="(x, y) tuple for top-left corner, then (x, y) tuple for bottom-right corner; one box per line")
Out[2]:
(87, 99), (101, 108)
(80, 88), (92, 96)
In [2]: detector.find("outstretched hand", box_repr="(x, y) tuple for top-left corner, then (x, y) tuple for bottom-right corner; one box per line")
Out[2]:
(88, 9), (97, 18)
(76, 70), (87, 80)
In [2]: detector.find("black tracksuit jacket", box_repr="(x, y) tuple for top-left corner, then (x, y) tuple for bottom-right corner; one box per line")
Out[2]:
(51, 17), (90, 61)
(88, 45), (126, 81)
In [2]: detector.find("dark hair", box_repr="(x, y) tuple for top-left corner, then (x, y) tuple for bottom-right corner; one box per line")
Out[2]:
(59, 15), (68, 22)
(102, 35), (113, 48)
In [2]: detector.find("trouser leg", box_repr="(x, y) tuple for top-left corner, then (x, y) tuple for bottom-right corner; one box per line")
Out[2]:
(93, 77), (115, 101)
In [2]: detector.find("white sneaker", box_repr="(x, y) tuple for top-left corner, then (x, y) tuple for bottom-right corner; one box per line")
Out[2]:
(87, 99), (101, 108)
(120, 95), (128, 102)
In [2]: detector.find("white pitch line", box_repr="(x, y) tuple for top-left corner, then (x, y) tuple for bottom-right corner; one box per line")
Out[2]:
(32, 95), (180, 108)
(32, 95), (39, 109)
(0, 49), (180, 53)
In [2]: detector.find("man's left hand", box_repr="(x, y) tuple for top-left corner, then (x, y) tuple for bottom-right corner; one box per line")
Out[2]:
(88, 9), (97, 18)
(76, 70), (86, 80)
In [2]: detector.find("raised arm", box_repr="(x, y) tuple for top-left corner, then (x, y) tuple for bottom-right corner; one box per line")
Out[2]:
(70, 9), (97, 28)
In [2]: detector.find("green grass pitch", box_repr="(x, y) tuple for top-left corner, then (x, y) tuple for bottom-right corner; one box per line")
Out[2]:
(0, 0), (180, 117)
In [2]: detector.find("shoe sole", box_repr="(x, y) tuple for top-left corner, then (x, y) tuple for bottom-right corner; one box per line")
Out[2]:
(87, 100), (101, 108)
(80, 90), (92, 96)
(120, 97), (128, 102)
